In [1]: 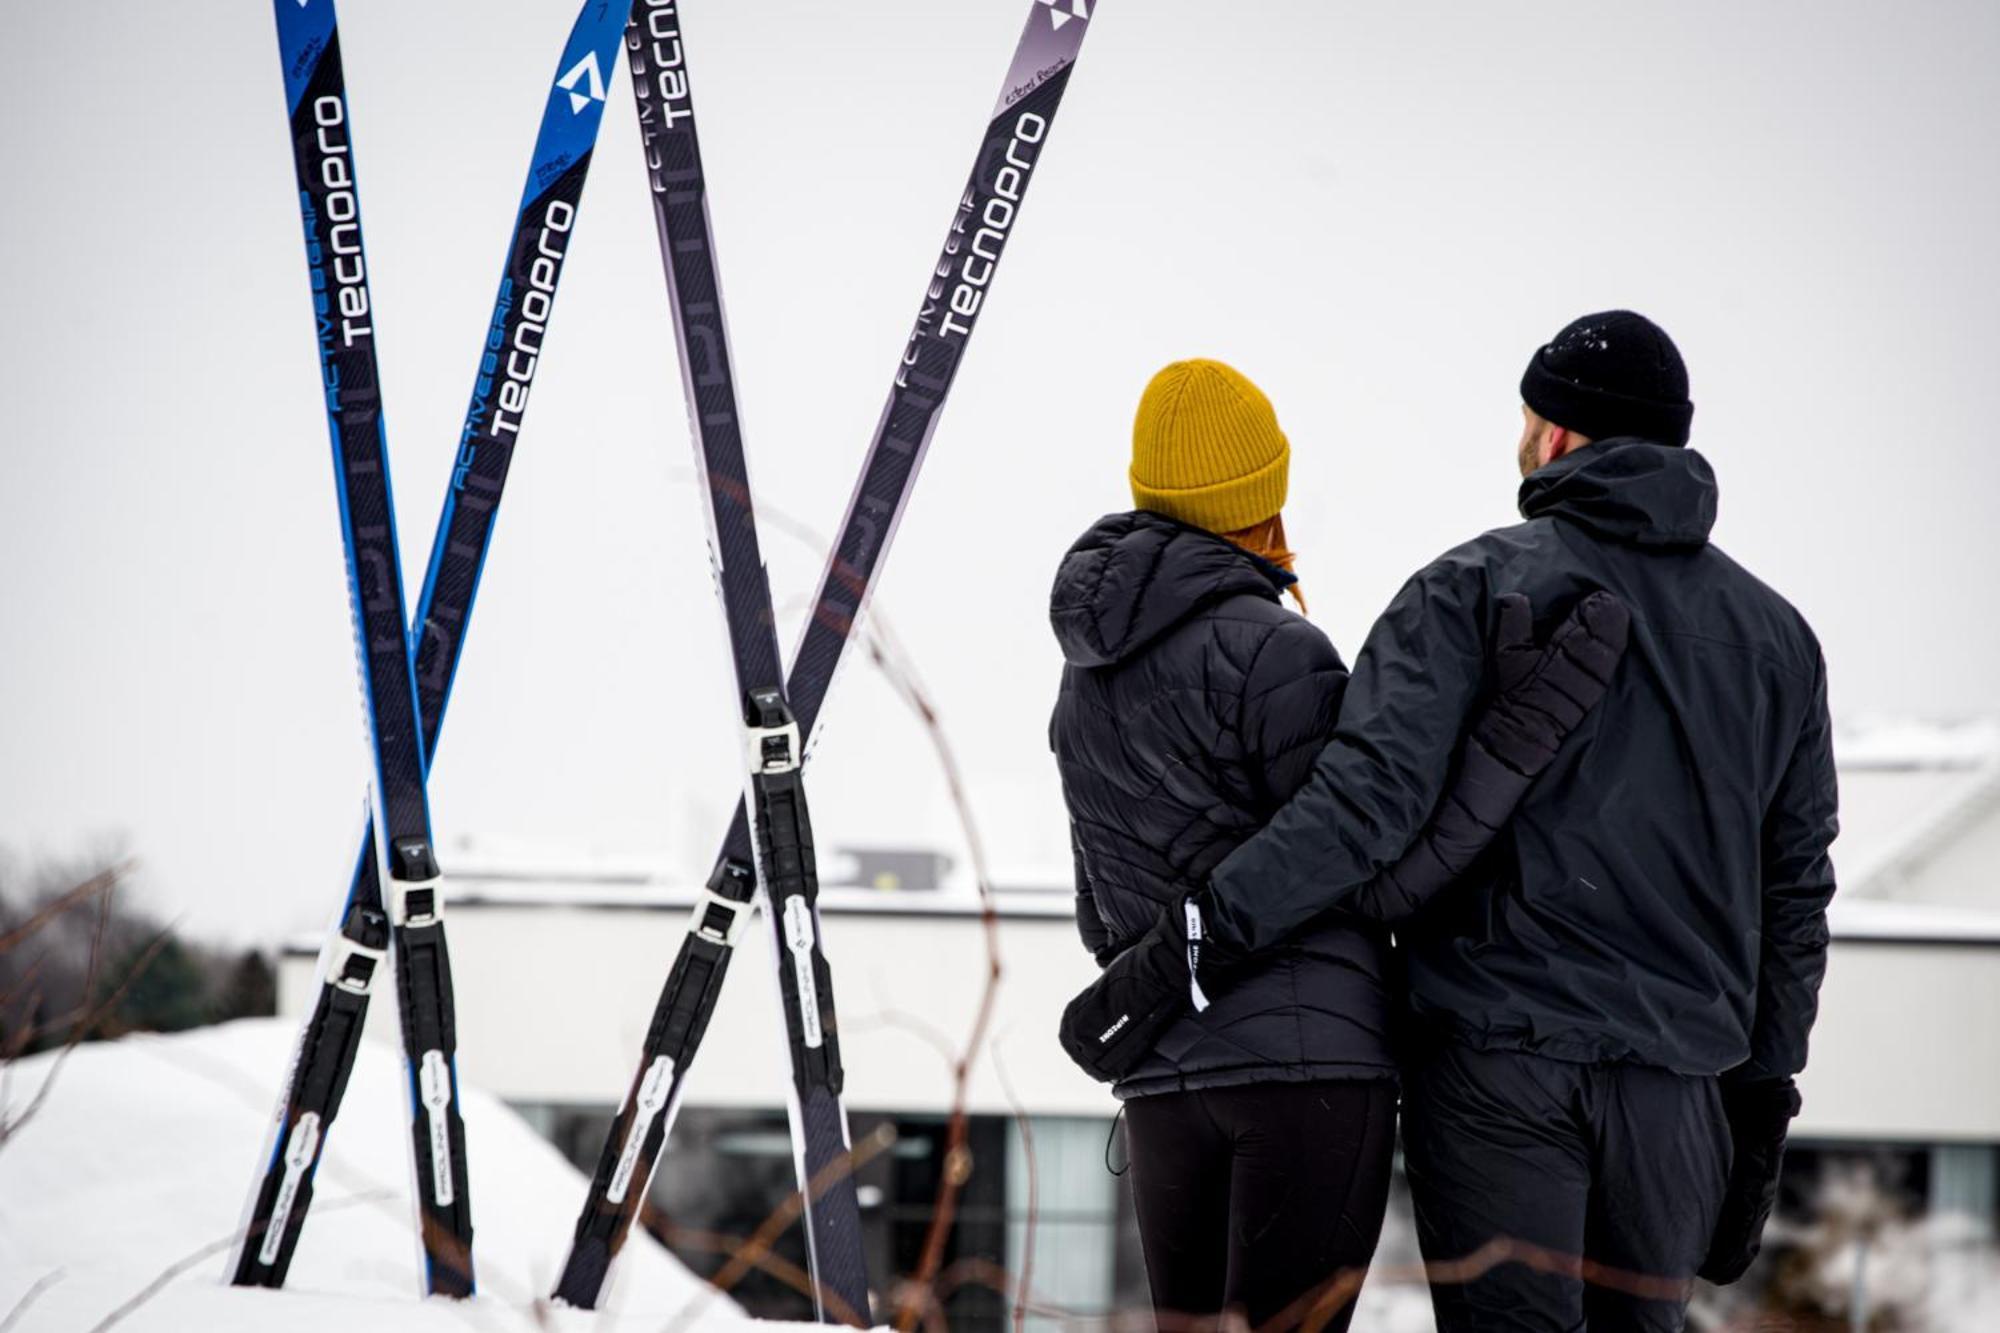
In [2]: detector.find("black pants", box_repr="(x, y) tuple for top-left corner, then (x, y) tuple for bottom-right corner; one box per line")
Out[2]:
(1402, 1044), (1731, 1332)
(1125, 1079), (1397, 1331)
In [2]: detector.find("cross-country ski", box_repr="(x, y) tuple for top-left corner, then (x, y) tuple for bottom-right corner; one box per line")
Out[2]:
(232, 0), (627, 1296)
(555, 1), (1096, 1315)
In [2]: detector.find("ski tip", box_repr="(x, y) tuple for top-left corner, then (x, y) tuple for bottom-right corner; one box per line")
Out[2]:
(995, 0), (1094, 121)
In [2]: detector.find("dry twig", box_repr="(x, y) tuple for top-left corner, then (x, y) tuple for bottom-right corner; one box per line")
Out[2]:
(661, 1122), (897, 1333)
(85, 1190), (395, 1333)
(0, 864), (173, 1154)
(737, 492), (1013, 1329)
(0, 1270), (64, 1333)
(992, 1045), (1038, 1333)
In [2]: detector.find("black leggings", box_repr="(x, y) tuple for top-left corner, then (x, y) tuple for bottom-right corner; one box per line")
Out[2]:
(1124, 1078), (1397, 1331)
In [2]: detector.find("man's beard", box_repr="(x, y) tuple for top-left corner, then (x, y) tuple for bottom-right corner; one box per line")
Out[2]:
(1517, 431), (1541, 478)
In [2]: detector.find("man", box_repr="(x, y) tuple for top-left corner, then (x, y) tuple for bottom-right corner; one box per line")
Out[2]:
(1198, 311), (1838, 1330)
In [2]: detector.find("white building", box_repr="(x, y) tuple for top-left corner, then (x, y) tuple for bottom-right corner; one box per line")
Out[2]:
(280, 718), (2000, 1325)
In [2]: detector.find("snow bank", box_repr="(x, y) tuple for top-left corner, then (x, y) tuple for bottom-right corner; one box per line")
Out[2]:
(0, 1019), (781, 1331)
(1836, 716), (2000, 771)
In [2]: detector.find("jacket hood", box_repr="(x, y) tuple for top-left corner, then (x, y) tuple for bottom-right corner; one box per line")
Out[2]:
(1518, 437), (1719, 549)
(1051, 510), (1292, 668)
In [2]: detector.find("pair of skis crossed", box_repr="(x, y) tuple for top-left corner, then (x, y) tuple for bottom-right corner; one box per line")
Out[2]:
(240, 0), (1099, 1316)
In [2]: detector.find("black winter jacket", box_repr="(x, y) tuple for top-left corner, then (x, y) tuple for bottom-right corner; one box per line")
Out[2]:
(1207, 440), (1839, 1080)
(1050, 511), (1394, 1096)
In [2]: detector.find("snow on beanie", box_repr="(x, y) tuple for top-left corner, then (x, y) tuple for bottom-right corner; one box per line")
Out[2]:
(1520, 310), (1695, 448)
(1129, 359), (1291, 534)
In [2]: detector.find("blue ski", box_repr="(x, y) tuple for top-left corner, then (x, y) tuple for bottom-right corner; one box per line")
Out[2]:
(233, 0), (628, 1297)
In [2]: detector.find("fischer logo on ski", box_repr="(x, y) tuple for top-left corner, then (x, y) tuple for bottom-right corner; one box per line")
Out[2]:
(556, 51), (607, 113)
(259, 1112), (322, 1266)
(608, 1056), (676, 1205)
(419, 1051), (457, 1206)
(1038, 0), (1090, 29)
(783, 897), (825, 1049)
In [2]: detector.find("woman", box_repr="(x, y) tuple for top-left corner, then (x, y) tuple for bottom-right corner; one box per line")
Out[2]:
(1048, 359), (1621, 1329)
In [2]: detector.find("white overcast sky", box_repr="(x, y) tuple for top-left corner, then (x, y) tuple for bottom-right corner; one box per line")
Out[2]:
(3, 1), (1997, 943)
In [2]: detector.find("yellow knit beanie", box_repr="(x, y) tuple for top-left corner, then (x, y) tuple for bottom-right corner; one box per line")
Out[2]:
(1129, 359), (1290, 533)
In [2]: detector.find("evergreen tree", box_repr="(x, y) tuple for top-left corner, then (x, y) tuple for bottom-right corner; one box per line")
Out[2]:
(98, 936), (208, 1036)
(215, 949), (277, 1020)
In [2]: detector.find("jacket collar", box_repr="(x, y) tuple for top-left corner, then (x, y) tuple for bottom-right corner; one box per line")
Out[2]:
(1050, 510), (1292, 668)
(1518, 437), (1719, 549)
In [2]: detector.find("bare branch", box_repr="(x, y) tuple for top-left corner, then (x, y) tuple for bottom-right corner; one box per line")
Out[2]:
(0, 865), (169, 1157)
(850, 1007), (958, 1067)
(0, 922), (174, 1153)
(658, 1222), (837, 1317)
(0, 1270), (64, 1333)
(0, 860), (131, 955)
(992, 1045), (1038, 1333)
(662, 1122), (898, 1333)
(713, 484), (1012, 1331)
(841, 559), (1005, 1332)
(84, 1190), (395, 1333)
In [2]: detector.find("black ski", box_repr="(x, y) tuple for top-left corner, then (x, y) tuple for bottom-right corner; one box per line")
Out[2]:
(603, 0), (865, 1318)
(234, 0), (628, 1295)
(555, 0), (1100, 1315)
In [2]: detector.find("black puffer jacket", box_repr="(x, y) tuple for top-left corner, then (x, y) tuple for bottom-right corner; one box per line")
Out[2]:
(1206, 440), (1838, 1080)
(1050, 511), (1394, 1096)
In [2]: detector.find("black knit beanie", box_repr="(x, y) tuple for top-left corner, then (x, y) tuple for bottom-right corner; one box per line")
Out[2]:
(1520, 310), (1694, 447)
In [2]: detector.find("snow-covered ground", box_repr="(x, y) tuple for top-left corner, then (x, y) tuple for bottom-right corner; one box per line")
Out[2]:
(0, 1020), (786, 1332)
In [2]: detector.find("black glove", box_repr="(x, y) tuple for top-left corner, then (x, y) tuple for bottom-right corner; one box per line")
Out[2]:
(1058, 893), (1246, 1084)
(1699, 1076), (1802, 1285)
(1476, 590), (1630, 775)
(1059, 909), (1183, 1084)
(1359, 591), (1630, 920)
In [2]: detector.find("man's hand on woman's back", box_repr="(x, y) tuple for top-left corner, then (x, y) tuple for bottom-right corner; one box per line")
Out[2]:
(1480, 591), (1632, 774)
(1057, 591), (1632, 1085)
